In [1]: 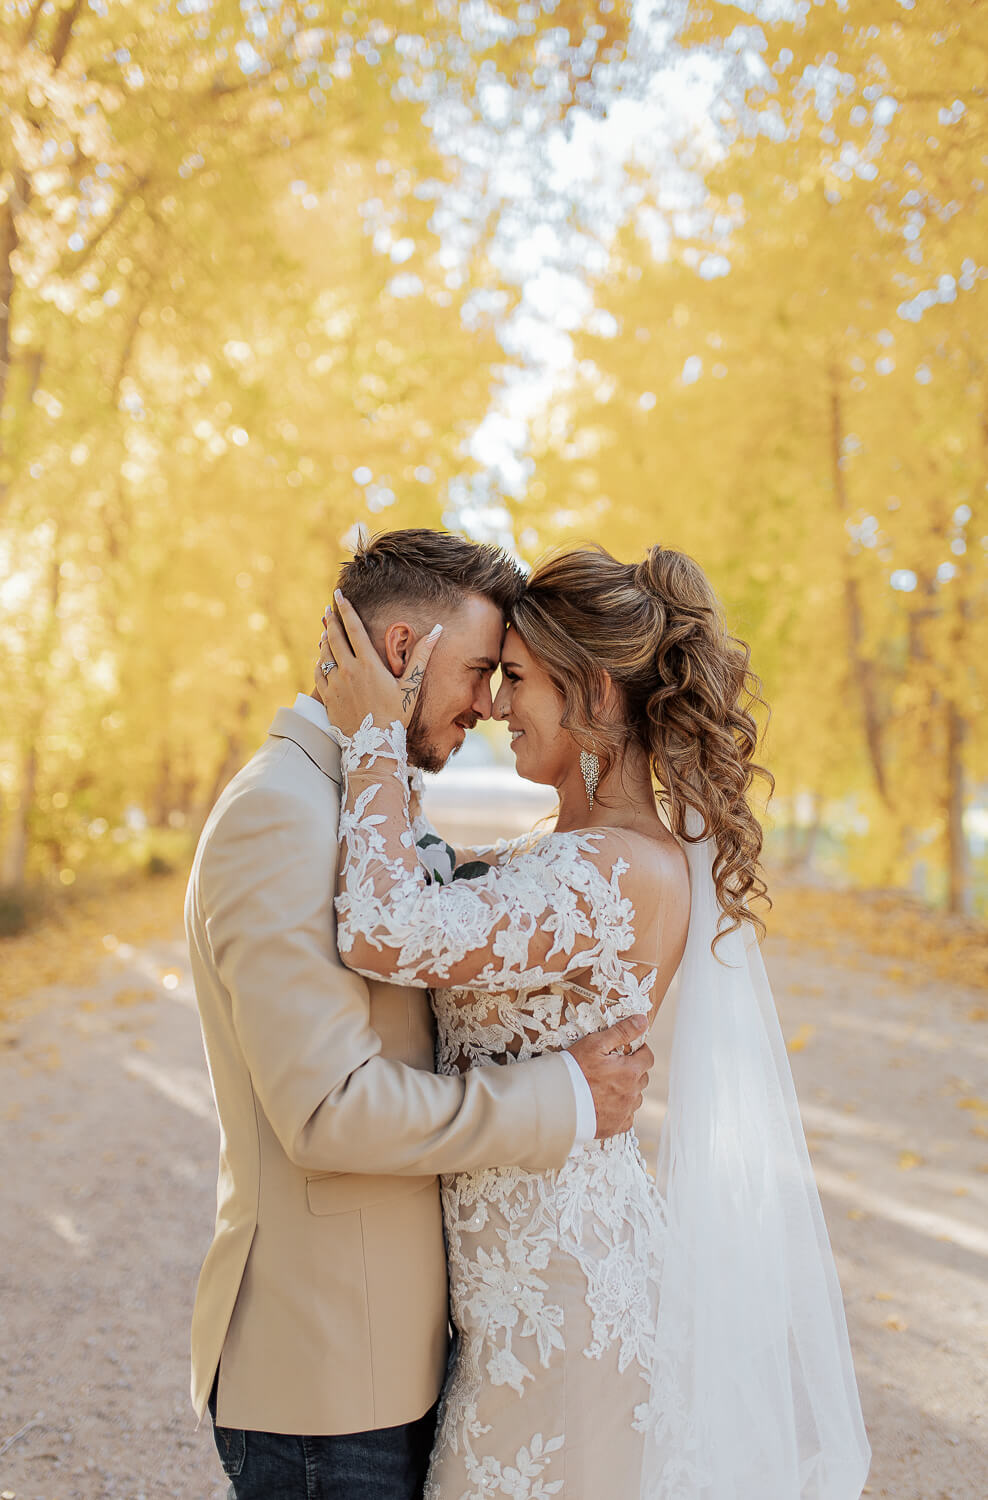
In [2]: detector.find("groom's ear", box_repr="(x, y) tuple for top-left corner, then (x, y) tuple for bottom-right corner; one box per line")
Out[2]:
(381, 620), (417, 678)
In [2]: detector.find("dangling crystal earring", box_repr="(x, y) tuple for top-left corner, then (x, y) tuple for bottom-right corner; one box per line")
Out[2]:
(580, 748), (600, 811)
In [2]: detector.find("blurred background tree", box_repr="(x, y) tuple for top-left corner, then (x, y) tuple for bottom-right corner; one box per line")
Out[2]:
(1, 0), (984, 919)
(512, 0), (987, 912)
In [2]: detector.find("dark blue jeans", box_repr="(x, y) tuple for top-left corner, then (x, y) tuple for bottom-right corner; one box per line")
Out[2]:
(208, 1383), (438, 1500)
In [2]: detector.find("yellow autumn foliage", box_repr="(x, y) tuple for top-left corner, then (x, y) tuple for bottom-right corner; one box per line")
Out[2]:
(0, 1), (985, 932)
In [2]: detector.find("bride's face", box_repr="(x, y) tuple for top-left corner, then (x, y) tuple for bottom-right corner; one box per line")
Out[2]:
(493, 627), (574, 787)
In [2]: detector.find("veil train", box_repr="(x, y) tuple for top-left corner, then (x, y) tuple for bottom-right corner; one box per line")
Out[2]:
(639, 817), (871, 1499)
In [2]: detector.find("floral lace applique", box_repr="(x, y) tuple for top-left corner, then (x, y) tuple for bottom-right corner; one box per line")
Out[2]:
(333, 718), (665, 1499)
(334, 717), (657, 1002)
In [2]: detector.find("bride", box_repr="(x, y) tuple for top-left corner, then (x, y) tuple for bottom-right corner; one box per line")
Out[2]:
(315, 542), (870, 1500)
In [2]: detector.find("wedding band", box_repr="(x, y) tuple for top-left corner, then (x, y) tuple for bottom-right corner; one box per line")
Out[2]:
(320, 659), (337, 677)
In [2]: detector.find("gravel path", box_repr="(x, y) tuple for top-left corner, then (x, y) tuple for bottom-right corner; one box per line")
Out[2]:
(1, 908), (985, 1498)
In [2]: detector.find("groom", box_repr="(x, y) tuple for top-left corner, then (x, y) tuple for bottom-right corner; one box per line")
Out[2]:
(185, 527), (653, 1499)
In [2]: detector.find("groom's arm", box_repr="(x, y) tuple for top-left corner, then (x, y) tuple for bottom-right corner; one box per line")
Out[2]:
(197, 776), (580, 1177)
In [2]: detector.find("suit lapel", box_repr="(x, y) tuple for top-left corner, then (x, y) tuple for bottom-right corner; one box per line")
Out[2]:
(268, 707), (342, 786)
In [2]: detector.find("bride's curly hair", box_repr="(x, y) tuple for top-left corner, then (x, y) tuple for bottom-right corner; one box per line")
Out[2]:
(510, 543), (773, 944)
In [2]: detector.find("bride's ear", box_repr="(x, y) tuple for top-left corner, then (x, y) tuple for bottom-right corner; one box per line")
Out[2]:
(382, 621), (416, 678)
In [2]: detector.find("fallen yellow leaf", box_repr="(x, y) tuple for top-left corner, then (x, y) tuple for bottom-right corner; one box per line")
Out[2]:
(957, 1097), (988, 1115)
(787, 1024), (816, 1054)
(883, 1315), (908, 1332)
(22, 1044), (62, 1073)
(0, 874), (186, 1014)
(897, 1150), (923, 1170)
(113, 987), (155, 1008)
(766, 885), (988, 990)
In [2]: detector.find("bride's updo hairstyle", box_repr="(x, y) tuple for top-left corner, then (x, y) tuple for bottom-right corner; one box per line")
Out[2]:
(510, 543), (773, 941)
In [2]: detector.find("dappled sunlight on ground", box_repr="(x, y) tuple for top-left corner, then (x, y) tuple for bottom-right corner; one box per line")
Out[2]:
(1, 872), (985, 1496)
(1, 873), (189, 1026)
(766, 878), (988, 992)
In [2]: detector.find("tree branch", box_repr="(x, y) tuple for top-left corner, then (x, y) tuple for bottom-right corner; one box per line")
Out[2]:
(50, 0), (84, 72)
(20, 0), (46, 47)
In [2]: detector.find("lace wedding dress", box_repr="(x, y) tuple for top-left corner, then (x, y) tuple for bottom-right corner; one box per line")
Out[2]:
(332, 717), (871, 1500)
(332, 719), (677, 1498)
(423, 871), (664, 1500)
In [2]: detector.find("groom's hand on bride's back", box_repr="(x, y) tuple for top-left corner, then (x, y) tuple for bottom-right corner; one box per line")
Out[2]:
(568, 1015), (653, 1139)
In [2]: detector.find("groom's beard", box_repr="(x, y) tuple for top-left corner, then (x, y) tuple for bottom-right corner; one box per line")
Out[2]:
(405, 679), (446, 773)
(406, 683), (474, 774)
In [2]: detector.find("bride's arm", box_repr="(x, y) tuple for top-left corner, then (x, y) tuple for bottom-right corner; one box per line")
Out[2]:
(335, 718), (641, 998)
(312, 591), (646, 1002)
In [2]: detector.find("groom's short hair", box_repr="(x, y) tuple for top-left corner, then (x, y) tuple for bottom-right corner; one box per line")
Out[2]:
(337, 528), (525, 627)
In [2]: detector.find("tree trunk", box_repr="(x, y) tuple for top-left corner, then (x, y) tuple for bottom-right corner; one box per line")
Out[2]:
(0, 186), (23, 458)
(828, 369), (890, 806)
(21, 1), (46, 45)
(944, 701), (969, 916)
(784, 814), (801, 870)
(200, 680), (257, 821)
(49, 0), (84, 70)
(801, 791), (823, 869)
(150, 747), (173, 828)
(0, 0), (83, 495)
(2, 740), (38, 888)
(2, 539), (62, 883)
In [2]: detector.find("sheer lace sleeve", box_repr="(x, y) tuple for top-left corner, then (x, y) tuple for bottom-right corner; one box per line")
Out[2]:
(334, 717), (650, 998)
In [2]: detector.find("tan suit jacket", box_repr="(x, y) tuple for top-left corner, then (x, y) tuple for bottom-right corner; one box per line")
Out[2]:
(185, 707), (577, 1436)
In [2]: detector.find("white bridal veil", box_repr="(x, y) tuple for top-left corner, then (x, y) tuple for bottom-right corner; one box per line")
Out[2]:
(640, 816), (872, 1498)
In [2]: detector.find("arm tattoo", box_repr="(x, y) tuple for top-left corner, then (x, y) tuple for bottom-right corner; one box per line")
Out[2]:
(401, 665), (424, 712)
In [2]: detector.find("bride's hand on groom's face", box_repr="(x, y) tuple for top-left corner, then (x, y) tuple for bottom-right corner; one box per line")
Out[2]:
(314, 590), (443, 737)
(568, 1014), (653, 1140)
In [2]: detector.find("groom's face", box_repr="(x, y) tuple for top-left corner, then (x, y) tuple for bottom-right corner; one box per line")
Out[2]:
(405, 593), (505, 773)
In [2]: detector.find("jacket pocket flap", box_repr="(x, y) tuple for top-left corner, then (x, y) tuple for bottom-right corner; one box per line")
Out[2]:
(305, 1171), (437, 1217)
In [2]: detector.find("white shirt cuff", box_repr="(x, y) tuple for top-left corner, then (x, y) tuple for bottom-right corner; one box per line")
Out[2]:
(559, 1049), (597, 1151)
